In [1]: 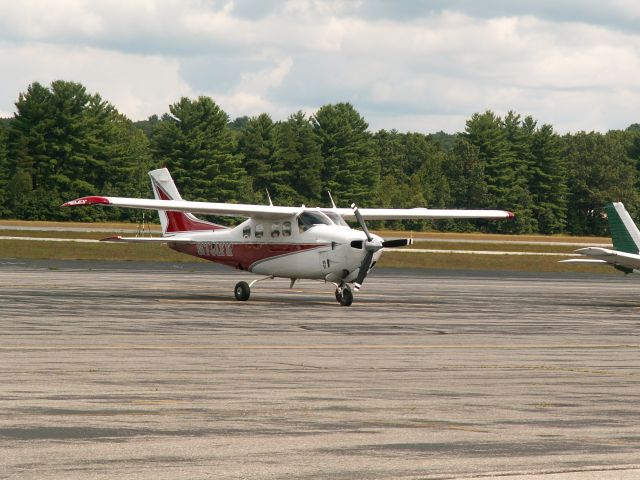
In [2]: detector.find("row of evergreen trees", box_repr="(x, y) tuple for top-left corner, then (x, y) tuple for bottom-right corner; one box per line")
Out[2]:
(1, 80), (639, 236)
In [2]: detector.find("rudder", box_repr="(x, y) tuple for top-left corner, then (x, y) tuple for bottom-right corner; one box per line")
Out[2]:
(148, 168), (227, 235)
(604, 202), (640, 254)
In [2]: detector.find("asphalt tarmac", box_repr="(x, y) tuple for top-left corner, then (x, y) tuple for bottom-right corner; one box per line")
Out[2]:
(1, 259), (640, 480)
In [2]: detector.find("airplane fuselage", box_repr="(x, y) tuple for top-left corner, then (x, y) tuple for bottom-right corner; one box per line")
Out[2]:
(166, 216), (383, 283)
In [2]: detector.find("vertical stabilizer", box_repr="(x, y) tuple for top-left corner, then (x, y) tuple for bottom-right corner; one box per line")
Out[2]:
(148, 168), (227, 235)
(604, 202), (640, 254)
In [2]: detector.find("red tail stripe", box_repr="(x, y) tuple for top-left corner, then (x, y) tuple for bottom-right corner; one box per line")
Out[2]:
(154, 184), (227, 232)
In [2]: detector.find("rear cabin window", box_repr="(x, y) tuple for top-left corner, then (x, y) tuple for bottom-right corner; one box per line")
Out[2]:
(255, 224), (264, 238)
(243, 225), (251, 238)
(271, 223), (281, 238)
(282, 221), (292, 237)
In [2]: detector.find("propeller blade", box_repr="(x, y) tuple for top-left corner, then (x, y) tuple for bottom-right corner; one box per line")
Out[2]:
(351, 203), (373, 242)
(382, 238), (414, 248)
(353, 250), (374, 292)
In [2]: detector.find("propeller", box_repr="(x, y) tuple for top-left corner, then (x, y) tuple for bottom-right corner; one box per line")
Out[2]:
(351, 203), (383, 291)
(350, 204), (415, 291)
(381, 238), (414, 248)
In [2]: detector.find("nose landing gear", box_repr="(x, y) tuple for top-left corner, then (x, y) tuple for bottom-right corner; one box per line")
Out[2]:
(334, 284), (353, 306)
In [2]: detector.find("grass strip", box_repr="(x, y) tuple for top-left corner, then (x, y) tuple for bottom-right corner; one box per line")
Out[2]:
(0, 238), (613, 273)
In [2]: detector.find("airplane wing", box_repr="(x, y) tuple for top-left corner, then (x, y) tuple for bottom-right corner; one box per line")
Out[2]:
(62, 196), (301, 220)
(560, 247), (640, 270)
(324, 207), (514, 221)
(63, 196), (513, 221)
(559, 259), (608, 264)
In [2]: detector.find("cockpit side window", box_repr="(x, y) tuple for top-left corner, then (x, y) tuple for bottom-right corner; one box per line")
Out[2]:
(297, 211), (331, 232)
(324, 211), (348, 226)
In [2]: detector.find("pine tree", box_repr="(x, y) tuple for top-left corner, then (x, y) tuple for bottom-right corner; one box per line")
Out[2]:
(462, 111), (532, 233)
(374, 130), (407, 229)
(0, 122), (9, 216)
(443, 138), (489, 231)
(445, 138), (486, 208)
(7, 81), (151, 221)
(529, 124), (567, 233)
(151, 97), (247, 203)
(462, 111), (514, 205)
(565, 131), (639, 235)
(260, 112), (324, 206)
(375, 129), (405, 179)
(312, 103), (379, 206)
(237, 113), (274, 195)
(502, 111), (535, 232)
(404, 133), (450, 208)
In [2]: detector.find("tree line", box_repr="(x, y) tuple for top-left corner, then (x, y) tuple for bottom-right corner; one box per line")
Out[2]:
(1, 80), (639, 236)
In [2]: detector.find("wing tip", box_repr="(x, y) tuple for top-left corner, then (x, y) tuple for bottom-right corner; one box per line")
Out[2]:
(507, 211), (515, 219)
(61, 196), (111, 207)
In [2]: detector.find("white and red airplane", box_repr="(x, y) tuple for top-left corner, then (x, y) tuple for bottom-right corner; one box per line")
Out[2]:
(63, 168), (513, 305)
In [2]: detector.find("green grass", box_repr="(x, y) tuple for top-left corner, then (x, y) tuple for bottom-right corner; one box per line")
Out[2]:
(378, 251), (613, 274)
(0, 219), (161, 231)
(403, 241), (583, 254)
(0, 222), (616, 274)
(0, 239), (204, 262)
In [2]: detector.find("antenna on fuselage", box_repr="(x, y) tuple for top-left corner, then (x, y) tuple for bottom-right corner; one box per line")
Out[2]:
(266, 189), (273, 207)
(327, 190), (337, 209)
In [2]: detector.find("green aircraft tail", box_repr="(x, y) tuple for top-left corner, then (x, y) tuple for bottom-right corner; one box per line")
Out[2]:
(604, 202), (640, 254)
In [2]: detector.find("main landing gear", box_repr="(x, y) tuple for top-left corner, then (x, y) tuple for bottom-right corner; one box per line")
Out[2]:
(234, 277), (355, 306)
(234, 275), (274, 301)
(234, 281), (250, 301)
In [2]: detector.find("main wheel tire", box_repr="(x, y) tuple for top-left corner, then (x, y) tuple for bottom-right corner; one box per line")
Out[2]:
(335, 288), (342, 303)
(339, 286), (353, 306)
(234, 281), (250, 301)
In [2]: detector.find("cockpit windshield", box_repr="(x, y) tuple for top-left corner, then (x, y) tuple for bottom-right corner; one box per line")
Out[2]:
(323, 211), (348, 226)
(297, 211), (332, 232)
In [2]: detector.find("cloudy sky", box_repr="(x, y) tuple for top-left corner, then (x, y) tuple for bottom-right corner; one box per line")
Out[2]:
(1, 0), (640, 133)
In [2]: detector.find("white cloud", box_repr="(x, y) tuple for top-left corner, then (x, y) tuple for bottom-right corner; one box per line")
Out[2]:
(1, 1), (640, 132)
(0, 43), (193, 120)
(0, 0), (103, 40)
(209, 56), (296, 120)
(237, 56), (293, 93)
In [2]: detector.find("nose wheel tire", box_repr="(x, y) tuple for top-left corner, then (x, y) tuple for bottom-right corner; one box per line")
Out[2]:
(338, 286), (353, 306)
(234, 281), (250, 301)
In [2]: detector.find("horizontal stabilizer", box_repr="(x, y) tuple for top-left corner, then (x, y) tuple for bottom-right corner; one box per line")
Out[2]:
(101, 235), (197, 243)
(574, 247), (616, 257)
(569, 246), (640, 271)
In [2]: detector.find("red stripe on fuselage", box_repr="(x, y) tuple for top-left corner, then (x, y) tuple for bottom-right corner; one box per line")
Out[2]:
(170, 242), (326, 270)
